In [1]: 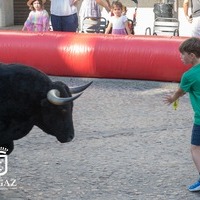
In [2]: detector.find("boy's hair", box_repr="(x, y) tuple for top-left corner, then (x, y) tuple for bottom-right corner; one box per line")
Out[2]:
(179, 37), (200, 58)
(111, 1), (123, 9)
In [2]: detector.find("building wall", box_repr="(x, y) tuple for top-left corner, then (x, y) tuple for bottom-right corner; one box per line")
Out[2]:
(0, 0), (190, 37)
(123, 0), (184, 8)
(1, 0), (185, 26)
(14, 0), (50, 25)
(0, 0), (13, 26)
(101, 0), (190, 36)
(120, 7), (191, 36)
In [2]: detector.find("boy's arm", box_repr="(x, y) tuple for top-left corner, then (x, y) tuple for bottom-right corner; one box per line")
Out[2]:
(164, 88), (186, 105)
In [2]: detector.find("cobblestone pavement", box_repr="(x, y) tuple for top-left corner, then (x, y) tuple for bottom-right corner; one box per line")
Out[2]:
(1, 77), (200, 200)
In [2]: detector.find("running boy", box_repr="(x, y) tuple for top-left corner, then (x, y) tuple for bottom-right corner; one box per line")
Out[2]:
(164, 37), (200, 192)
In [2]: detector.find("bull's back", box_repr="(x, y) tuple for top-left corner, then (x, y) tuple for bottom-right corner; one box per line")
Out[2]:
(0, 63), (51, 114)
(0, 63), (51, 94)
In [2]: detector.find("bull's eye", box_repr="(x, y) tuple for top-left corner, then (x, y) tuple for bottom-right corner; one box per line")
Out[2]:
(62, 109), (67, 114)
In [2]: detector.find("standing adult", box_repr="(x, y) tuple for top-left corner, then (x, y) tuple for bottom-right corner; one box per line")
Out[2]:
(50, 0), (79, 32)
(183, 0), (200, 37)
(79, 0), (111, 32)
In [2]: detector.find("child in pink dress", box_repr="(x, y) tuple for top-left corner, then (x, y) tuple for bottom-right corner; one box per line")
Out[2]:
(22, 0), (49, 32)
(105, 1), (131, 35)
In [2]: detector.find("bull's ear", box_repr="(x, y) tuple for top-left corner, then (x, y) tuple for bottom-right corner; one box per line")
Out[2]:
(40, 98), (49, 107)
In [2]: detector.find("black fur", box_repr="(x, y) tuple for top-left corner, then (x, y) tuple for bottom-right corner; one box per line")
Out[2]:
(0, 63), (74, 154)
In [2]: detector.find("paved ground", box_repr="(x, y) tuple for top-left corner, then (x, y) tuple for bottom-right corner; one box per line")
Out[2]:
(0, 25), (23, 30)
(0, 76), (200, 199)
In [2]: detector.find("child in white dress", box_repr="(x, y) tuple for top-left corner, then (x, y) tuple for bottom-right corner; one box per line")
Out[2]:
(105, 1), (131, 35)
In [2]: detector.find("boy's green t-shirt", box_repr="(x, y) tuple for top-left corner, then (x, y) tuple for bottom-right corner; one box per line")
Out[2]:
(180, 64), (200, 125)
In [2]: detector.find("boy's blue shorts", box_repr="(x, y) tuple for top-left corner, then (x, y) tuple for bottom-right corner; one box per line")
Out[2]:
(191, 124), (200, 145)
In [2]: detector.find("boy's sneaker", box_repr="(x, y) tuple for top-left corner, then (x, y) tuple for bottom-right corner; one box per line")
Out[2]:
(188, 181), (200, 192)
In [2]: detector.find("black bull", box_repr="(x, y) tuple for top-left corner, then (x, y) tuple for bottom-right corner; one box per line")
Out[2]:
(0, 63), (92, 155)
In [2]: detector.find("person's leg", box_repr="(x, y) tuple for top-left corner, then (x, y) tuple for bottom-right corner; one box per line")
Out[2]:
(191, 17), (200, 37)
(188, 124), (200, 192)
(51, 14), (62, 31)
(79, 16), (84, 32)
(191, 145), (200, 173)
(61, 13), (78, 32)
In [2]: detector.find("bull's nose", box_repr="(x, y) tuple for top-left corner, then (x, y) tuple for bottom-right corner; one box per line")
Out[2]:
(57, 135), (74, 143)
(66, 136), (73, 142)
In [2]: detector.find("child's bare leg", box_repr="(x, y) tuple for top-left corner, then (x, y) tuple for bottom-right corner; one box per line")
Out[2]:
(187, 145), (200, 191)
(191, 145), (200, 173)
(188, 141), (200, 191)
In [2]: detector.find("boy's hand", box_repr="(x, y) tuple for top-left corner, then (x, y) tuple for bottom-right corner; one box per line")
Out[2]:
(163, 95), (174, 105)
(164, 88), (185, 105)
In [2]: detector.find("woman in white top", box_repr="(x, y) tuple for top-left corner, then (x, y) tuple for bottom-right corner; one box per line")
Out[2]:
(50, 0), (79, 32)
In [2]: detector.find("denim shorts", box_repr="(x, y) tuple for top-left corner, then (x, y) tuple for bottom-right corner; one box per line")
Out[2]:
(191, 124), (200, 145)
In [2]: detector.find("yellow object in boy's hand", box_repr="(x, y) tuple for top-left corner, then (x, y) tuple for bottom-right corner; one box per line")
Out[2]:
(173, 99), (179, 110)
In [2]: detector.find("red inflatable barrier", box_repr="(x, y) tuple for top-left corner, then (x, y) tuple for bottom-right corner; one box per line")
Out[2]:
(0, 31), (191, 82)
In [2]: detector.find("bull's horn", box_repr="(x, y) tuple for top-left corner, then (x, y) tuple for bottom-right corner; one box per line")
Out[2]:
(47, 89), (82, 105)
(69, 81), (93, 94)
